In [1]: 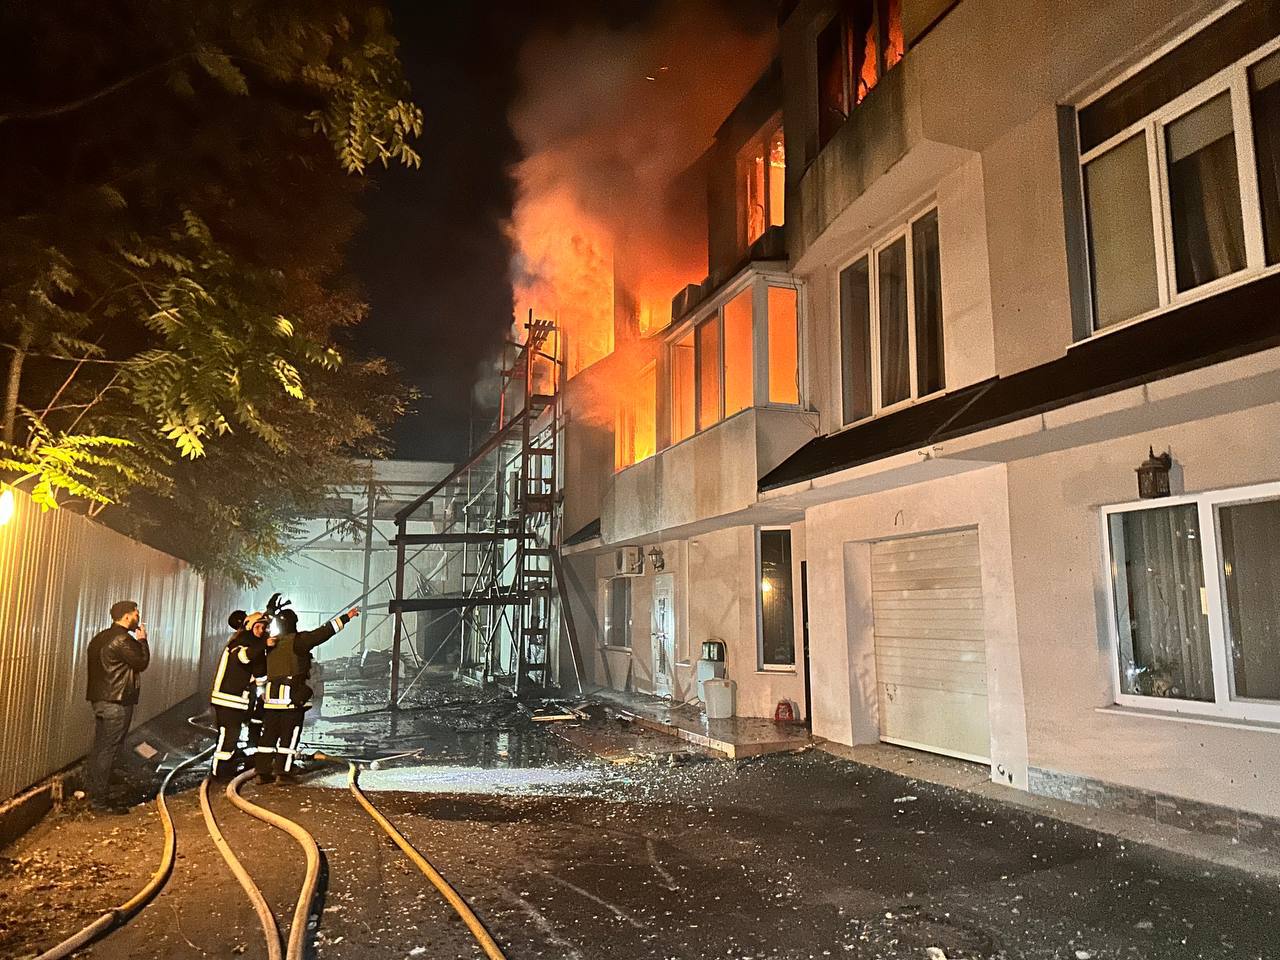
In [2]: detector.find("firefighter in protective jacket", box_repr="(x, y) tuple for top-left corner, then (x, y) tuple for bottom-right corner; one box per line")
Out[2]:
(255, 605), (358, 782)
(209, 610), (268, 778)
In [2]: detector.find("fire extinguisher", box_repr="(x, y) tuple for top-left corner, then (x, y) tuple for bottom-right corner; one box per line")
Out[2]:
(774, 700), (795, 723)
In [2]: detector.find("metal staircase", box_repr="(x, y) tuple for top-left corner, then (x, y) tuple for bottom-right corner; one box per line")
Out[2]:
(386, 315), (582, 706)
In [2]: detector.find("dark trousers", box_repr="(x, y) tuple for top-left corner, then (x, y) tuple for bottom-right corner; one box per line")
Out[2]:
(85, 700), (134, 802)
(254, 708), (305, 778)
(211, 706), (260, 778)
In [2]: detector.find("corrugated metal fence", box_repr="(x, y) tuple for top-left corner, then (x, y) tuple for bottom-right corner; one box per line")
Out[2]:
(0, 488), (209, 801)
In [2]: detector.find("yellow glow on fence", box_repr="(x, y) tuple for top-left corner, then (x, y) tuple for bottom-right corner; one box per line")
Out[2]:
(0, 488), (14, 527)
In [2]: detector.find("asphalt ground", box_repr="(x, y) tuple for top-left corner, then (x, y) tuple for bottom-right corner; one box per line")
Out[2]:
(1, 678), (1277, 960)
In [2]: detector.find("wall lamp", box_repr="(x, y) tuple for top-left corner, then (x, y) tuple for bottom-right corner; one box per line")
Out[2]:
(647, 545), (665, 572)
(0, 487), (14, 527)
(1136, 447), (1172, 500)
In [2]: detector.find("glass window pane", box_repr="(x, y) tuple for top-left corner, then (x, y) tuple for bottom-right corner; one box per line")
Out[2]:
(840, 257), (872, 424)
(723, 290), (754, 417)
(1108, 506), (1214, 702)
(635, 364), (656, 464)
(1218, 499), (1280, 702)
(911, 210), (944, 395)
(767, 286), (799, 405)
(614, 398), (634, 471)
(606, 579), (632, 649)
(768, 126), (786, 229)
(1084, 133), (1161, 328)
(671, 332), (696, 443)
(759, 530), (796, 667)
(877, 238), (910, 406)
(1250, 50), (1280, 266)
(696, 316), (721, 430)
(1166, 93), (1246, 292)
(817, 15), (847, 148)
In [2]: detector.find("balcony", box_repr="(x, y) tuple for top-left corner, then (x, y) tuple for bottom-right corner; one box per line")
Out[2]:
(603, 405), (815, 545)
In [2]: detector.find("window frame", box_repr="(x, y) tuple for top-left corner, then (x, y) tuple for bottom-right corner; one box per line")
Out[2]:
(1077, 35), (1280, 337)
(603, 576), (633, 651)
(738, 113), (786, 251)
(756, 526), (798, 672)
(814, 0), (904, 150)
(1101, 481), (1280, 724)
(662, 271), (805, 451)
(834, 204), (945, 427)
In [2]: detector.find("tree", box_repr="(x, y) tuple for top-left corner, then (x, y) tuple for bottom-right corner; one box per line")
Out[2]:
(0, 0), (422, 581)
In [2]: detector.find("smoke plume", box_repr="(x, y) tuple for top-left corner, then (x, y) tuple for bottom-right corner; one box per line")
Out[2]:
(508, 2), (777, 378)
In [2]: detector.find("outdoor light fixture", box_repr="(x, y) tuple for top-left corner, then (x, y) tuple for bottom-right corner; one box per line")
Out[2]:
(1136, 447), (1172, 499)
(647, 545), (665, 571)
(0, 487), (14, 527)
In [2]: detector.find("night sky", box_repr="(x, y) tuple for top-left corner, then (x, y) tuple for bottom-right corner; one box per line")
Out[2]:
(351, 1), (775, 463)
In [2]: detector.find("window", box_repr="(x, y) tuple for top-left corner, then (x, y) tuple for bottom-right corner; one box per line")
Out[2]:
(1252, 49), (1280, 264)
(1078, 34), (1280, 331)
(738, 117), (786, 249)
(838, 208), (944, 424)
(767, 286), (800, 405)
(615, 362), (656, 470)
(816, 0), (905, 148)
(667, 277), (802, 440)
(758, 529), (796, 669)
(1104, 485), (1280, 722)
(605, 578), (632, 649)
(696, 315), (722, 430)
(723, 289), (754, 417)
(670, 331), (696, 444)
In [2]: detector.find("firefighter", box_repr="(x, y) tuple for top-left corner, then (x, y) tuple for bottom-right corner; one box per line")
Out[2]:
(255, 604), (359, 783)
(209, 609), (269, 778)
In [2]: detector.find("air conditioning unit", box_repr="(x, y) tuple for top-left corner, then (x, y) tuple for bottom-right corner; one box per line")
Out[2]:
(614, 547), (644, 576)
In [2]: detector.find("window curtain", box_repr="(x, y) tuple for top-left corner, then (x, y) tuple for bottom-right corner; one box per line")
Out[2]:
(1111, 506), (1214, 701)
(1166, 94), (1246, 290)
(877, 239), (910, 406)
(1250, 51), (1280, 265)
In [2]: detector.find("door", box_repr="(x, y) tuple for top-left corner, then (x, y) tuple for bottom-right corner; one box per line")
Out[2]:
(870, 529), (990, 763)
(651, 573), (676, 699)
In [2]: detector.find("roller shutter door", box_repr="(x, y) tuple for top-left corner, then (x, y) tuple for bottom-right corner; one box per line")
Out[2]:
(870, 529), (990, 763)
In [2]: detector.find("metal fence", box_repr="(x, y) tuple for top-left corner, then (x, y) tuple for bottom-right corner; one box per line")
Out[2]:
(0, 488), (208, 800)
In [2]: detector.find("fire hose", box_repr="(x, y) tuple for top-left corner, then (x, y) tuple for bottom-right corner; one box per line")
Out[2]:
(225, 769), (321, 960)
(199, 777), (283, 960)
(34, 743), (215, 960)
(346, 760), (509, 960)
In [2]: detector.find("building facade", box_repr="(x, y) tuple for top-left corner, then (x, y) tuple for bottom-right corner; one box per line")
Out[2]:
(560, 0), (1280, 823)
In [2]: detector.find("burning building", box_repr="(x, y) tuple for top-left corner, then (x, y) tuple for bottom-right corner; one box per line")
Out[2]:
(549, 0), (1280, 835)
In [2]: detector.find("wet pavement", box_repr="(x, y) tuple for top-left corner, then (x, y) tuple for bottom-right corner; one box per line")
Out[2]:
(1, 674), (1278, 959)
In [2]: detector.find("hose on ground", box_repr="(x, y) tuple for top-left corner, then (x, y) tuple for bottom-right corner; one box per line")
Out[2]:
(35, 743), (215, 960)
(199, 777), (283, 960)
(225, 770), (321, 960)
(347, 761), (508, 960)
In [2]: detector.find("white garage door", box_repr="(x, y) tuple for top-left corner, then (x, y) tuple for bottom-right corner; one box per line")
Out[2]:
(871, 529), (990, 763)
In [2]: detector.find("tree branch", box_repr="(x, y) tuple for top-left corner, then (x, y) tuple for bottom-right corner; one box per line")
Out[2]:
(0, 54), (193, 126)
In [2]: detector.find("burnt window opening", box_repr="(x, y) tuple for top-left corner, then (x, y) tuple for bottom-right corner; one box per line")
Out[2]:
(738, 116), (786, 250)
(816, 0), (905, 149)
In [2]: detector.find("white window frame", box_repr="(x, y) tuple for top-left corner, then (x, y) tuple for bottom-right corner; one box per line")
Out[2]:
(756, 526), (798, 672)
(1101, 480), (1280, 724)
(835, 204), (945, 426)
(666, 271), (806, 446)
(1078, 35), (1280, 336)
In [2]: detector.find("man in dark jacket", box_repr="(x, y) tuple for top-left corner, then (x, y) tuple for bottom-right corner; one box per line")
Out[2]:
(255, 605), (357, 783)
(84, 600), (150, 810)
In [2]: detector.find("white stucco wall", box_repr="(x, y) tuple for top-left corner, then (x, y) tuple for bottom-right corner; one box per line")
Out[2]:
(1007, 403), (1280, 819)
(802, 465), (1030, 788)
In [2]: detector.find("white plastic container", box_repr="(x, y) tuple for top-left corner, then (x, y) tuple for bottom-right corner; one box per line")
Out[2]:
(696, 658), (727, 701)
(703, 678), (736, 720)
